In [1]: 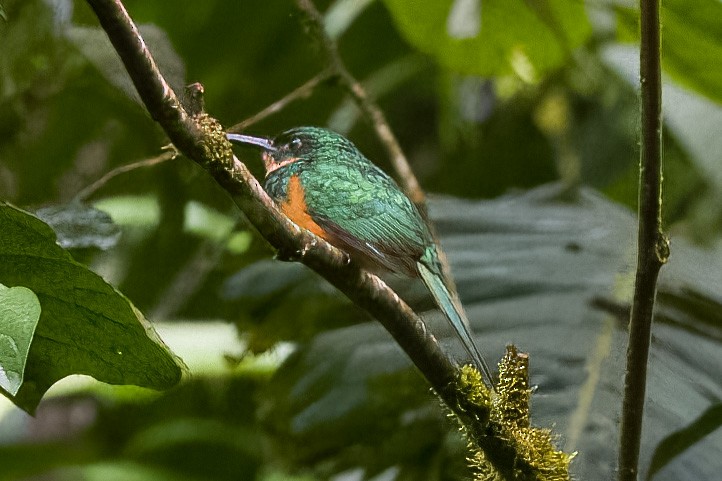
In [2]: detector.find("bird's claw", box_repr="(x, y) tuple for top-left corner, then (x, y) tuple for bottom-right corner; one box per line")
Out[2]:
(275, 238), (317, 262)
(300, 237), (317, 257)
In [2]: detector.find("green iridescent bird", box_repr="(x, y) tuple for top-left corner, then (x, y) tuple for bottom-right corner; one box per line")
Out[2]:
(228, 126), (493, 385)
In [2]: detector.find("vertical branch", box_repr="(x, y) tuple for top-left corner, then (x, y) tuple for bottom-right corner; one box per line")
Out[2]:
(618, 0), (668, 480)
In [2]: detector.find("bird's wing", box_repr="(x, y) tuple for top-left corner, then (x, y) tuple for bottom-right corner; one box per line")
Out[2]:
(301, 160), (428, 274)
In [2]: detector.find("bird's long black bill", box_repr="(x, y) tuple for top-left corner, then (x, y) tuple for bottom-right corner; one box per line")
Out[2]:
(226, 133), (276, 151)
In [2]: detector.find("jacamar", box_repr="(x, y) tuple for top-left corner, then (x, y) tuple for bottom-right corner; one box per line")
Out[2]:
(227, 126), (493, 386)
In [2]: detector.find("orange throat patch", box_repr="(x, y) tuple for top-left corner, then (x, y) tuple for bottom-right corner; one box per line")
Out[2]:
(281, 175), (329, 240)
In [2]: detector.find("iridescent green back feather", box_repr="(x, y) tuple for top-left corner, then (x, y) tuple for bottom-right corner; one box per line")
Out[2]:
(265, 127), (435, 275)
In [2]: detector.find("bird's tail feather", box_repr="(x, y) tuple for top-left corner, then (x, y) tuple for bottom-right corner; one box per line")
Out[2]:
(417, 262), (494, 387)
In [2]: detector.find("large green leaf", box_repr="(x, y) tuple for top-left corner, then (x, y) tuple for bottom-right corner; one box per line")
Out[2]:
(261, 185), (722, 481)
(382, 0), (592, 77)
(0, 202), (185, 413)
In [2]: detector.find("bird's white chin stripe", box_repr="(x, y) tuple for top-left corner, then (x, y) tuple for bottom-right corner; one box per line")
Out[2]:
(264, 153), (298, 175)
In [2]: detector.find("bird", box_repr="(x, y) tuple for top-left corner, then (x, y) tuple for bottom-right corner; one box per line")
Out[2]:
(227, 126), (494, 386)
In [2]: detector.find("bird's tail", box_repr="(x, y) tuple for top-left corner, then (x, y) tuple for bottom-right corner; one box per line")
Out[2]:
(417, 262), (494, 388)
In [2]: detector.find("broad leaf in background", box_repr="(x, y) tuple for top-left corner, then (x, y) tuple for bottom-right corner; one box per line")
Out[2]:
(615, 0), (722, 105)
(66, 25), (187, 106)
(221, 259), (362, 352)
(0, 284), (41, 396)
(645, 403), (722, 481)
(0, 203), (185, 413)
(382, 0), (591, 78)
(35, 201), (121, 250)
(602, 45), (722, 242)
(261, 185), (722, 481)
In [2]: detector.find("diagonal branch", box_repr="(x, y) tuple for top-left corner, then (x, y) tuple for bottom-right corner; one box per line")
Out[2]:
(83, 1), (570, 477)
(617, 0), (669, 480)
(84, 0), (459, 403)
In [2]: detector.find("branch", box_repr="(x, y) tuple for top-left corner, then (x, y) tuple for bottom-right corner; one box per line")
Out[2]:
(84, 1), (570, 477)
(84, 0), (458, 404)
(618, 0), (669, 480)
(74, 149), (176, 201)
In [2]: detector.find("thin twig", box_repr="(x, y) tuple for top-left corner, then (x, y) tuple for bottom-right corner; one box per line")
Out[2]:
(228, 68), (335, 133)
(75, 149), (176, 201)
(293, 0), (463, 314)
(617, 0), (668, 479)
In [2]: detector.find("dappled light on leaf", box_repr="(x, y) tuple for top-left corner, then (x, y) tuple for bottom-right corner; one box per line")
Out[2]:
(383, 0), (591, 77)
(35, 201), (121, 250)
(0, 285), (41, 396)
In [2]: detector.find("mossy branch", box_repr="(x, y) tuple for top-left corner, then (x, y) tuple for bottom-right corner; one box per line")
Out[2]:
(451, 346), (573, 480)
(84, 0), (455, 392)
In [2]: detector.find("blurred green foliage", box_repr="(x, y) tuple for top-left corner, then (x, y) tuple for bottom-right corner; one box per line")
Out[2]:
(1, 0), (722, 480)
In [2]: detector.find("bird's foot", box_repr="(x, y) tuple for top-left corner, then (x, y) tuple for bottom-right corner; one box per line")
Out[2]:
(275, 238), (317, 263)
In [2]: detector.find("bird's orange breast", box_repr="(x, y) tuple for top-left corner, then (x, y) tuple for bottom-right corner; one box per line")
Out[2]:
(281, 175), (329, 240)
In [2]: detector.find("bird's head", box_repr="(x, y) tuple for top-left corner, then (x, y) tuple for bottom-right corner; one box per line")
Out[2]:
(227, 126), (357, 175)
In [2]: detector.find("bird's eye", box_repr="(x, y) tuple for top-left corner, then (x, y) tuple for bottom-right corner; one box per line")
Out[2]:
(290, 138), (302, 149)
